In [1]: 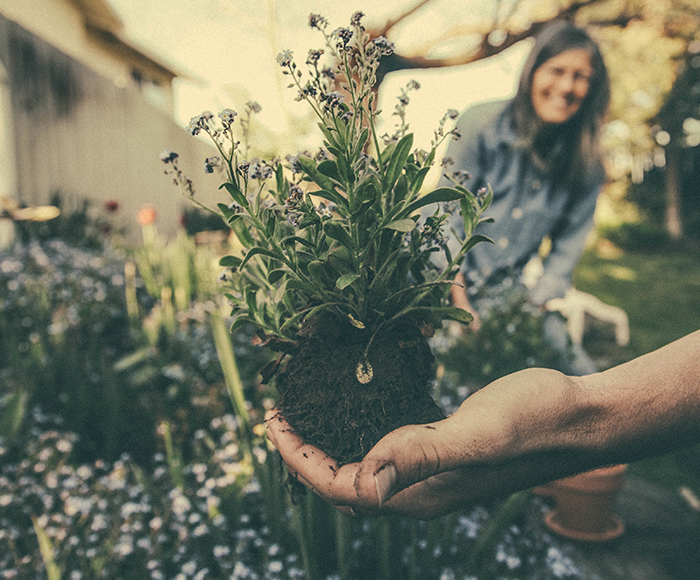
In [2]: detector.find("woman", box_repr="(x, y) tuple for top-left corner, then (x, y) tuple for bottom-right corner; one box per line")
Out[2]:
(441, 21), (610, 375)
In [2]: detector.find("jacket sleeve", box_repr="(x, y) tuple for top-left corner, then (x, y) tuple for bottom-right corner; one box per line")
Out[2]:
(530, 166), (604, 305)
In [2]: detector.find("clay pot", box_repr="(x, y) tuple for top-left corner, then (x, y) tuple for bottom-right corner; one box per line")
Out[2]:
(533, 464), (627, 542)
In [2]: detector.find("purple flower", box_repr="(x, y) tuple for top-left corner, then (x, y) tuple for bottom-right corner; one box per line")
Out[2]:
(306, 49), (324, 65)
(204, 156), (222, 174)
(309, 13), (327, 29)
(322, 91), (344, 109)
(373, 36), (395, 57)
(331, 27), (353, 47)
(351, 12), (364, 27)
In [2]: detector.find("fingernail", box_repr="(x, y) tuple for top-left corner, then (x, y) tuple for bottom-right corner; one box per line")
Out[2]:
(374, 464), (397, 506)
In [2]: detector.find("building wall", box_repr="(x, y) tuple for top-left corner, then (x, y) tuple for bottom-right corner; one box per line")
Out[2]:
(0, 0), (174, 112)
(0, 14), (219, 239)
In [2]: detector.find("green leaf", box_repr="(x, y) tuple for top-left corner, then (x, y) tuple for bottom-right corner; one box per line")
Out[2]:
(264, 209), (277, 238)
(407, 306), (474, 324)
(460, 197), (477, 238)
(324, 220), (355, 250)
(221, 182), (248, 207)
(318, 123), (340, 150)
(297, 156), (342, 199)
(308, 260), (331, 286)
(219, 255), (242, 268)
(0, 390), (26, 440)
(275, 163), (285, 195)
(336, 154), (353, 185)
(317, 160), (343, 183)
(303, 302), (344, 323)
(384, 218), (416, 232)
(217, 202), (237, 221)
(327, 246), (354, 270)
(32, 517), (61, 580)
(280, 235), (317, 249)
(336, 273), (360, 290)
(401, 187), (463, 217)
(382, 133), (413, 193)
(230, 217), (256, 247)
(287, 278), (318, 293)
(460, 234), (493, 255)
(268, 269), (287, 284)
(313, 189), (348, 212)
(353, 127), (370, 159)
(409, 166), (432, 194)
(393, 173), (409, 204)
(240, 247), (279, 270)
(279, 309), (309, 334)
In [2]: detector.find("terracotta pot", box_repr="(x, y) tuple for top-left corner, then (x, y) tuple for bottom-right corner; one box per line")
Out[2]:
(533, 464), (627, 542)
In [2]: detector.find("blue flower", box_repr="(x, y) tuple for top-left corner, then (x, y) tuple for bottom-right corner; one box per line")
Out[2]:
(187, 116), (201, 136)
(246, 101), (262, 114)
(276, 50), (293, 67)
(218, 109), (238, 125)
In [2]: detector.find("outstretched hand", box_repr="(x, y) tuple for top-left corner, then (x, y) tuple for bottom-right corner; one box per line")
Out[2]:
(266, 368), (588, 519)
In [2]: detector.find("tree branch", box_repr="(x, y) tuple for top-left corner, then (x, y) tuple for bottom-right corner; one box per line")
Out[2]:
(372, 0), (638, 86)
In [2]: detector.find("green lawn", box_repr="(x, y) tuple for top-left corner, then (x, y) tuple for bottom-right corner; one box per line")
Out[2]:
(575, 246), (700, 363)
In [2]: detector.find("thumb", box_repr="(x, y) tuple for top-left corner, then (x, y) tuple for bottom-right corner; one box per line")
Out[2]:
(353, 421), (450, 507)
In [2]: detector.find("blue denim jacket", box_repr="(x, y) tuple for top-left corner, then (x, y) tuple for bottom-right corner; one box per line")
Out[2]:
(438, 100), (604, 306)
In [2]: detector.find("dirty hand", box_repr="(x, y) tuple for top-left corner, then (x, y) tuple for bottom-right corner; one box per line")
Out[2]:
(265, 368), (585, 519)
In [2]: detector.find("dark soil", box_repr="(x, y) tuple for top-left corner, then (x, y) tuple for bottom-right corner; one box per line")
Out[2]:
(274, 313), (444, 464)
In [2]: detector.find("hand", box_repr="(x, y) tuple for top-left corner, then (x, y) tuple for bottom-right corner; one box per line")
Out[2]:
(266, 368), (586, 519)
(267, 330), (700, 519)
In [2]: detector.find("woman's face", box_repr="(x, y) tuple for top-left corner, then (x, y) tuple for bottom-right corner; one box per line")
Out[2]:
(531, 48), (593, 124)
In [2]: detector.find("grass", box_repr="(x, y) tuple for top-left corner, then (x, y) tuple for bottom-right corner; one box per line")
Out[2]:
(575, 243), (700, 362)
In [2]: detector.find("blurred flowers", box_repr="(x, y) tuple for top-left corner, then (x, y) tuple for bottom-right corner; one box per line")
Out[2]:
(136, 205), (158, 226)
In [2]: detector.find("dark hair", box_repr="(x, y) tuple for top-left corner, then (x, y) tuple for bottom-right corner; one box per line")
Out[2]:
(510, 21), (610, 186)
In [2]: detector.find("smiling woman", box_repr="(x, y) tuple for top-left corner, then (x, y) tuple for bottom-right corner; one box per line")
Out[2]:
(530, 48), (593, 124)
(438, 20), (611, 377)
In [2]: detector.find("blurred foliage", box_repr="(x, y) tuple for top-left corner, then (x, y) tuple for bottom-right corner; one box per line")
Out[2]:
(12, 192), (126, 249)
(0, 220), (269, 467)
(435, 283), (562, 390)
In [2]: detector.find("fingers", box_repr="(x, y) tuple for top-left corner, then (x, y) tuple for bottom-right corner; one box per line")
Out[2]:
(265, 409), (469, 518)
(264, 410), (362, 506)
(354, 421), (448, 507)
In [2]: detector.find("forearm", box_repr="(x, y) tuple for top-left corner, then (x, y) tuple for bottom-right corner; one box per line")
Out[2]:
(482, 330), (700, 479)
(416, 329), (700, 508)
(574, 329), (700, 464)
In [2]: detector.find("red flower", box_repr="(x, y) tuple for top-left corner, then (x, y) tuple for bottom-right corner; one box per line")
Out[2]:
(135, 205), (157, 226)
(104, 200), (120, 213)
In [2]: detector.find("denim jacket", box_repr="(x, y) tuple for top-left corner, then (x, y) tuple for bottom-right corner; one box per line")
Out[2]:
(438, 99), (604, 306)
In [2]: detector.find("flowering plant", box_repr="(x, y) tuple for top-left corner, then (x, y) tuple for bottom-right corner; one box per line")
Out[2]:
(165, 13), (490, 382)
